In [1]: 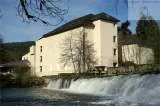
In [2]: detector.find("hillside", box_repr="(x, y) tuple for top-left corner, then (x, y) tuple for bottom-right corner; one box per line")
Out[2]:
(3, 41), (35, 61)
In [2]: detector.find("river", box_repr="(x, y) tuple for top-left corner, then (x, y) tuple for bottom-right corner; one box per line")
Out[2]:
(1, 74), (160, 106)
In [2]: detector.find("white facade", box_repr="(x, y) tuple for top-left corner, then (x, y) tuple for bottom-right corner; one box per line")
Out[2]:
(22, 13), (120, 76)
(122, 44), (154, 65)
(92, 20), (118, 66)
(22, 22), (118, 76)
(22, 45), (36, 75)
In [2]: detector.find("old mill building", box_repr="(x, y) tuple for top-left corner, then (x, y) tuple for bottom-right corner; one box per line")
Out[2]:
(22, 13), (154, 77)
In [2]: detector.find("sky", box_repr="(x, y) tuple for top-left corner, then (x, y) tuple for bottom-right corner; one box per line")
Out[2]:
(0, 0), (160, 42)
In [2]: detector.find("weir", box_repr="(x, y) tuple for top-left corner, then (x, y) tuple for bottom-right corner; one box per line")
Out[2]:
(46, 74), (160, 104)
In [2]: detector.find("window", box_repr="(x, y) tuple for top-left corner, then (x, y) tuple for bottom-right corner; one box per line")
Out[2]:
(40, 46), (42, 52)
(113, 48), (117, 55)
(40, 66), (42, 72)
(113, 62), (117, 67)
(40, 56), (42, 62)
(113, 36), (116, 42)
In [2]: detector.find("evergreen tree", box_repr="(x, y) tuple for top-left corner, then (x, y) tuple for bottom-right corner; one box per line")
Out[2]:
(118, 20), (132, 66)
(119, 20), (132, 36)
(0, 35), (3, 64)
(136, 15), (160, 64)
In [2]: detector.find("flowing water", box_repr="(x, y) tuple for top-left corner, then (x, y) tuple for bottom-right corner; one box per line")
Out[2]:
(1, 74), (160, 106)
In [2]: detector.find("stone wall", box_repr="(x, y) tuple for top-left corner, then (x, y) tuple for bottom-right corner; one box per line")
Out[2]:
(107, 64), (160, 76)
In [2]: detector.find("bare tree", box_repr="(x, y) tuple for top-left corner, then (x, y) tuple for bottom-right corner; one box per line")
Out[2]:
(60, 30), (97, 73)
(59, 34), (77, 72)
(1, 0), (134, 25)
(17, 0), (68, 25)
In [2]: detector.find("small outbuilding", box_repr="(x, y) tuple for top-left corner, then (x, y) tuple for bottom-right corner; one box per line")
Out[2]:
(122, 44), (154, 65)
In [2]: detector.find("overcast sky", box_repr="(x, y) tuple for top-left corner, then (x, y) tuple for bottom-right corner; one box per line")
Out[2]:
(0, 0), (159, 42)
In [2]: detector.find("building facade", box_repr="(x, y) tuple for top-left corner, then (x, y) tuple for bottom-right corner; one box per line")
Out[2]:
(22, 45), (36, 75)
(22, 12), (154, 77)
(22, 13), (119, 76)
(122, 44), (154, 65)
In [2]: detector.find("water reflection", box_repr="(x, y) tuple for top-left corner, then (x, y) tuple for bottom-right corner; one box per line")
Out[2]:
(1, 88), (105, 106)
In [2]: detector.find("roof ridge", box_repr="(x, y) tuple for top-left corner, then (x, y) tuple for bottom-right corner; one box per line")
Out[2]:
(40, 12), (119, 39)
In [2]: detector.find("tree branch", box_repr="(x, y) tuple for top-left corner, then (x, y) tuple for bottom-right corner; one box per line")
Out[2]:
(17, 0), (68, 25)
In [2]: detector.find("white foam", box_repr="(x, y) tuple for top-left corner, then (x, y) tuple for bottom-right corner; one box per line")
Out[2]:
(46, 74), (160, 104)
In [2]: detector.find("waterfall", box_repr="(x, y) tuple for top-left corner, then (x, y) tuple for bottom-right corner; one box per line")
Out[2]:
(46, 74), (160, 104)
(47, 78), (71, 89)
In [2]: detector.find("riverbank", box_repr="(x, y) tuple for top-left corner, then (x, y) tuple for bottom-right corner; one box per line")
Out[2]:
(0, 75), (46, 88)
(1, 64), (160, 88)
(44, 64), (160, 80)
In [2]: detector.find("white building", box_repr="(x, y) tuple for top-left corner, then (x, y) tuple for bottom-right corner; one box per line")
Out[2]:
(22, 45), (36, 75)
(22, 13), (119, 76)
(22, 12), (154, 77)
(122, 44), (154, 65)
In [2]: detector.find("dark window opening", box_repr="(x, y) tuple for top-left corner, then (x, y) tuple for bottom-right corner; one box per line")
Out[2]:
(40, 56), (42, 62)
(40, 66), (42, 72)
(113, 62), (117, 67)
(114, 48), (116, 55)
(113, 36), (116, 42)
(40, 46), (42, 52)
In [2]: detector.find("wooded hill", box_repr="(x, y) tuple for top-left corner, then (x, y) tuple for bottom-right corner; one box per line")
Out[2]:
(3, 41), (35, 61)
